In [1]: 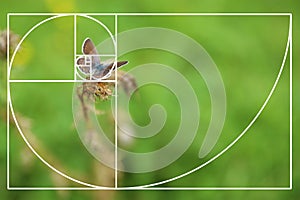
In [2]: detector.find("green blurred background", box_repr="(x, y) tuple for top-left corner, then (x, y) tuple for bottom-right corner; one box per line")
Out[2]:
(0, 0), (299, 200)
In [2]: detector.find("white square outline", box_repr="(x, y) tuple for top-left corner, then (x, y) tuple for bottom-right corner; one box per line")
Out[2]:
(6, 12), (293, 191)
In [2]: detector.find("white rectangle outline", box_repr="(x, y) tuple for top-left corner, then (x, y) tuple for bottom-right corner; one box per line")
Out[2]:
(114, 14), (118, 188)
(74, 15), (76, 81)
(6, 12), (293, 191)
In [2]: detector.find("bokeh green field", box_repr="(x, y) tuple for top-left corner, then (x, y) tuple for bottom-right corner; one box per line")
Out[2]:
(0, 0), (299, 200)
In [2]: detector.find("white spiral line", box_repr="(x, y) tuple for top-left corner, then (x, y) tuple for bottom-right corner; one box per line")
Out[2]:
(127, 20), (291, 189)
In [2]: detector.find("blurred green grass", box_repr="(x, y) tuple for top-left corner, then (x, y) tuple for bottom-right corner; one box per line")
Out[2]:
(1, 0), (300, 200)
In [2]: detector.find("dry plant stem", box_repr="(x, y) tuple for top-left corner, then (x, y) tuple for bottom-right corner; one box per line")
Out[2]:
(76, 80), (117, 191)
(92, 161), (116, 200)
(77, 81), (115, 119)
(0, 29), (20, 59)
(77, 85), (89, 120)
(110, 70), (137, 95)
(75, 72), (137, 195)
(14, 114), (72, 198)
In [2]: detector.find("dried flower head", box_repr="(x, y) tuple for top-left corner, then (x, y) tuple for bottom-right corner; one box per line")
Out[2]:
(80, 81), (114, 101)
(0, 29), (20, 59)
(94, 82), (113, 100)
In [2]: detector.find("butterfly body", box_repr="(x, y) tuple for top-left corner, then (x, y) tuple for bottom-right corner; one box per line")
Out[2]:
(95, 63), (109, 71)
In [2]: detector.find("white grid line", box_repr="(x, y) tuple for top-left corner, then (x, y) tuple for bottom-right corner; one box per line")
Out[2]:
(8, 13), (292, 16)
(75, 54), (116, 57)
(7, 187), (293, 190)
(289, 14), (293, 189)
(7, 13), (117, 190)
(6, 15), (10, 190)
(6, 12), (293, 191)
(9, 80), (117, 83)
(114, 14), (118, 188)
(74, 15), (77, 81)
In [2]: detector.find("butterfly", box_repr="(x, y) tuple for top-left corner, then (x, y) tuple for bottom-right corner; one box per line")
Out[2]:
(76, 38), (128, 80)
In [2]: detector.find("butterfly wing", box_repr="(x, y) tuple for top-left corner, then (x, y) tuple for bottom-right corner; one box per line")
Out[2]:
(82, 38), (101, 67)
(116, 61), (129, 68)
(76, 57), (91, 74)
(82, 38), (129, 79)
(102, 61), (129, 77)
(91, 60), (128, 79)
